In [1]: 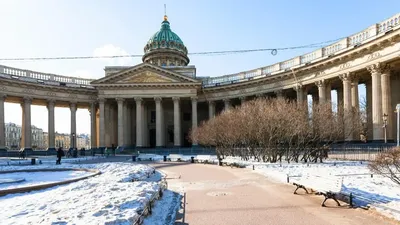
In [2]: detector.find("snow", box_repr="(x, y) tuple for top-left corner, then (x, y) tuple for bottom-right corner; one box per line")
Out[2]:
(143, 190), (182, 225)
(0, 162), (162, 225)
(0, 170), (91, 190)
(220, 156), (400, 221)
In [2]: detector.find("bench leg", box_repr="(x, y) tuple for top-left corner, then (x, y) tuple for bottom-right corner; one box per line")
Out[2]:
(321, 193), (341, 207)
(294, 185), (309, 194)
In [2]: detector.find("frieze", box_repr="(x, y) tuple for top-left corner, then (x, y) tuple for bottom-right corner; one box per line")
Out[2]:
(47, 91), (57, 97)
(366, 52), (381, 61)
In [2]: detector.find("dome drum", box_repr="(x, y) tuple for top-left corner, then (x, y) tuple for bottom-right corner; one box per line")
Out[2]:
(143, 49), (189, 66)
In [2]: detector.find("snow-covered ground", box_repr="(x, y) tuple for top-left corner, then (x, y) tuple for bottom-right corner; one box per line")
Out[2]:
(0, 162), (163, 224)
(0, 170), (92, 190)
(221, 157), (400, 222)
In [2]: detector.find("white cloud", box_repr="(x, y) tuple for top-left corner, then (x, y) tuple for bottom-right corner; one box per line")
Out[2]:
(93, 44), (134, 66)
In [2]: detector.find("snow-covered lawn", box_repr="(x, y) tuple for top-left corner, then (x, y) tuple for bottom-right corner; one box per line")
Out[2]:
(221, 157), (400, 221)
(0, 162), (163, 225)
(0, 170), (92, 190)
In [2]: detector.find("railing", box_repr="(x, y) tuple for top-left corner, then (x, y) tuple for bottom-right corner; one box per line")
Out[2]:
(0, 64), (95, 88)
(202, 13), (400, 87)
(0, 14), (399, 90)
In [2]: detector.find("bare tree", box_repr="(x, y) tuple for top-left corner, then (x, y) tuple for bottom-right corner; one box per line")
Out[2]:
(369, 147), (400, 186)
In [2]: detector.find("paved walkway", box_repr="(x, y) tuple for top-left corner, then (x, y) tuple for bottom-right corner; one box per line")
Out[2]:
(151, 162), (398, 225)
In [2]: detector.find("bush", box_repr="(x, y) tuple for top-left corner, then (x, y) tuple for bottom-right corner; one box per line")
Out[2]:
(369, 147), (400, 185)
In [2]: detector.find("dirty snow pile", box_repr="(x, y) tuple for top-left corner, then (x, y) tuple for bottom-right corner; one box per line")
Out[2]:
(0, 163), (161, 224)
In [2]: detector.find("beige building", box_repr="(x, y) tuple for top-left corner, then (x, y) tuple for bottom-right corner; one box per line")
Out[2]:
(4, 123), (44, 150)
(0, 13), (400, 151)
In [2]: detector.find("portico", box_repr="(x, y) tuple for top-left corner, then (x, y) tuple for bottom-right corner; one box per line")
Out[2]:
(91, 63), (202, 149)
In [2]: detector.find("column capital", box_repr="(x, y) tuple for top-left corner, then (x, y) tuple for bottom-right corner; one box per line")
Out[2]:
(339, 72), (352, 81)
(97, 98), (105, 104)
(154, 97), (162, 103)
(208, 100), (215, 106)
(172, 97), (180, 102)
(239, 96), (247, 100)
(134, 97), (143, 102)
(69, 102), (77, 108)
(293, 84), (303, 92)
(366, 62), (389, 74)
(190, 96), (198, 102)
(23, 96), (32, 104)
(115, 98), (125, 104)
(0, 94), (7, 101)
(47, 99), (56, 108)
(223, 98), (230, 103)
(315, 80), (325, 87)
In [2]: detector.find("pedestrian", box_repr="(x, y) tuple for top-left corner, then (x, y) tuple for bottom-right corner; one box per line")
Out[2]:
(56, 147), (64, 165)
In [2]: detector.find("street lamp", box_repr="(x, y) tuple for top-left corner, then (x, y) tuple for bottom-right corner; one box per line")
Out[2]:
(383, 113), (388, 144)
(396, 104), (400, 147)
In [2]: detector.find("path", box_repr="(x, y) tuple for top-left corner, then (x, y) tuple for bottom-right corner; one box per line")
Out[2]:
(151, 162), (398, 225)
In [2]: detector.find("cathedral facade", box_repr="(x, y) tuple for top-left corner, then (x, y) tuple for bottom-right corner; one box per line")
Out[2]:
(0, 13), (400, 151)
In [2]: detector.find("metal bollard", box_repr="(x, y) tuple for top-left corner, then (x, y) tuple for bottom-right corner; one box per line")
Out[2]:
(163, 155), (167, 162)
(191, 157), (194, 163)
(132, 155), (137, 162)
(252, 165), (255, 170)
(31, 158), (36, 165)
(349, 193), (353, 207)
(287, 175), (289, 183)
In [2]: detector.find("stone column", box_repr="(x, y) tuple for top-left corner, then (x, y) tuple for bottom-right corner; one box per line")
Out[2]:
(367, 63), (384, 140)
(135, 98), (143, 147)
(351, 77), (360, 140)
(381, 65), (392, 140)
(208, 101), (215, 119)
(295, 85), (304, 105)
(315, 80), (326, 104)
(90, 102), (97, 149)
(326, 82), (332, 104)
(70, 102), (77, 149)
(98, 98), (105, 148)
(365, 81), (373, 141)
(47, 99), (56, 151)
(223, 99), (231, 111)
(173, 97), (181, 147)
(123, 102), (130, 146)
(155, 97), (163, 147)
(340, 73), (352, 140)
(0, 94), (6, 150)
(191, 97), (198, 146)
(22, 97), (32, 150)
(116, 98), (124, 147)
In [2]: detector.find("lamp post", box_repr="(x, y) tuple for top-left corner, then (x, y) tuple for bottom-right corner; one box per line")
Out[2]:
(396, 104), (400, 147)
(383, 113), (388, 144)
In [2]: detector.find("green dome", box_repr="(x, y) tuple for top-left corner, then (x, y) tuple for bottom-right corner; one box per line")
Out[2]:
(144, 17), (188, 55)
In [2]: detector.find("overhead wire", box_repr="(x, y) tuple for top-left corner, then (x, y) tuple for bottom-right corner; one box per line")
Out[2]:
(0, 36), (345, 61)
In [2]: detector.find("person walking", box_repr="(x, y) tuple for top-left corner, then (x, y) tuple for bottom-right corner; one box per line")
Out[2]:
(56, 147), (64, 165)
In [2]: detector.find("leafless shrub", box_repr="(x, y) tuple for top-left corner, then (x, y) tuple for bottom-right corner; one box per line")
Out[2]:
(368, 147), (400, 186)
(189, 97), (363, 163)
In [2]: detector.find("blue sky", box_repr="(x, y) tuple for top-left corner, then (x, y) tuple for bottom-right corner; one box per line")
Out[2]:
(0, 0), (398, 134)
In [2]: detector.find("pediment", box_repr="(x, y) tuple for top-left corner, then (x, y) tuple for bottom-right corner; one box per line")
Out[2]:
(116, 71), (177, 83)
(91, 63), (201, 86)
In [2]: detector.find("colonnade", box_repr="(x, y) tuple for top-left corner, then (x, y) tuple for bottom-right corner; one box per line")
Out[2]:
(97, 96), (199, 148)
(0, 96), (97, 151)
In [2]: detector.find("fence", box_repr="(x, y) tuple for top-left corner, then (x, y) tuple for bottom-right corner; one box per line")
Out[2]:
(329, 143), (396, 161)
(128, 147), (216, 156)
